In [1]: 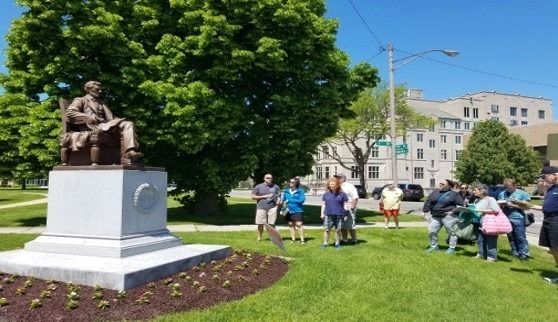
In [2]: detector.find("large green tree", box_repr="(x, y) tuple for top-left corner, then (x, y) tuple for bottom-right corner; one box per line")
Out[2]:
(325, 85), (433, 187)
(0, 0), (377, 212)
(455, 120), (541, 186)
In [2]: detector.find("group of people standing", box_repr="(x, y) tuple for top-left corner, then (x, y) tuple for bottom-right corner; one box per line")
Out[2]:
(251, 167), (558, 284)
(251, 173), (359, 248)
(422, 178), (531, 262)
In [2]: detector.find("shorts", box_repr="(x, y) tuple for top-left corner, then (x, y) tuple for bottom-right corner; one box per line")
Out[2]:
(255, 207), (278, 225)
(539, 216), (558, 249)
(285, 212), (303, 223)
(324, 215), (344, 231)
(341, 209), (357, 230)
(383, 209), (400, 217)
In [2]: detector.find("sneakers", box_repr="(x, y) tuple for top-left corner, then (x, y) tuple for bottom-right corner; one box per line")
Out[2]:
(445, 248), (456, 255)
(486, 257), (497, 262)
(334, 242), (341, 249)
(300, 240), (305, 245)
(425, 246), (439, 253)
(384, 225), (389, 229)
(473, 254), (482, 259)
(543, 277), (558, 284)
(321, 243), (328, 248)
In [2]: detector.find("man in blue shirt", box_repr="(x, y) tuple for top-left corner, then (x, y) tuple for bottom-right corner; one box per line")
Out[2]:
(498, 178), (530, 260)
(531, 166), (558, 283)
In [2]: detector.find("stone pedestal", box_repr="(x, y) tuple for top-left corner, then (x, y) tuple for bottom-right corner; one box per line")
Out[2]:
(0, 165), (231, 290)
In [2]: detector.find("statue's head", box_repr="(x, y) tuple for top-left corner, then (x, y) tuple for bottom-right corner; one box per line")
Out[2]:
(84, 81), (102, 98)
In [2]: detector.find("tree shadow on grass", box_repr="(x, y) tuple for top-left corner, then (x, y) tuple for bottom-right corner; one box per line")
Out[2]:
(16, 217), (46, 227)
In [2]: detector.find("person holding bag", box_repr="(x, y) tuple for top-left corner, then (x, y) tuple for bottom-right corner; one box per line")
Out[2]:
(498, 178), (531, 260)
(422, 179), (464, 254)
(473, 184), (506, 262)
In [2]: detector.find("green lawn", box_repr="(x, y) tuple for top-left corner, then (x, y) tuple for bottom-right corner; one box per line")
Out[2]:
(0, 188), (46, 206)
(0, 195), (422, 227)
(2, 229), (558, 321)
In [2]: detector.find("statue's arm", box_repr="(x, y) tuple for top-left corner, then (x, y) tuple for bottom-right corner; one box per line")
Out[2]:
(66, 98), (95, 125)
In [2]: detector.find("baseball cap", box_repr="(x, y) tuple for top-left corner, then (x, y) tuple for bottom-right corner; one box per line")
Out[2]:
(541, 166), (558, 175)
(333, 173), (346, 179)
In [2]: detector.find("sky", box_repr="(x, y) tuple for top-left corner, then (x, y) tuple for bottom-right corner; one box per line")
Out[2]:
(1, 1), (557, 118)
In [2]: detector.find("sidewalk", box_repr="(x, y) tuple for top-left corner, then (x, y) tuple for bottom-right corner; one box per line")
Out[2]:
(0, 197), (48, 210)
(0, 221), (428, 234)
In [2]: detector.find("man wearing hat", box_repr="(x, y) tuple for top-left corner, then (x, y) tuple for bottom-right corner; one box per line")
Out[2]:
(531, 166), (558, 283)
(333, 173), (359, 244)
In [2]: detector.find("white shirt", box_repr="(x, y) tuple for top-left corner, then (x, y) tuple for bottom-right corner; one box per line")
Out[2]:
(341, 182), (359, 207)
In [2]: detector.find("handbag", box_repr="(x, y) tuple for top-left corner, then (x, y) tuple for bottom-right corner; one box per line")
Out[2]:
(481, 209), (513, 235)
(524, 212), (535, 227)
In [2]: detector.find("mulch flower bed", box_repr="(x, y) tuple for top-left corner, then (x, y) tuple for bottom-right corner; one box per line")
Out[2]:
(0, 249), (288, 322)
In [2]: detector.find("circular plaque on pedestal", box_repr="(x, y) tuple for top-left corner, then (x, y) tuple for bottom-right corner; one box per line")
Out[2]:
(133, 183), (159, 214)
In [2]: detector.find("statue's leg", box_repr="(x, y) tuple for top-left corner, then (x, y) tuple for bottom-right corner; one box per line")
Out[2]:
(118, 121), (139, 152)
(90, 133), (100, 165)
(61, 147), (69, 166)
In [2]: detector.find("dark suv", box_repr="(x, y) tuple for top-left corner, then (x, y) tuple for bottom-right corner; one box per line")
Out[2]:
(354, 185), (367, 199)
(371, 184), (424, 202)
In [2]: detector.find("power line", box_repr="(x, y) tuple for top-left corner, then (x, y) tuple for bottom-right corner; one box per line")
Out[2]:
(347, 0), (385, 52)
(395, 48), (558, 89)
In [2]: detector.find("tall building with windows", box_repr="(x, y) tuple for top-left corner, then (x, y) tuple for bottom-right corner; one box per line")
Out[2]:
(304, 89), (553, 193)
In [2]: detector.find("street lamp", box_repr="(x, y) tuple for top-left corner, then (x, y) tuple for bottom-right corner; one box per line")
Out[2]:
(388, 43), (458, 185)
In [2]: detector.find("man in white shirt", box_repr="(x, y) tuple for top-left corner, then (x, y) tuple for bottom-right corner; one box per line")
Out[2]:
(334, 173), (359, 244)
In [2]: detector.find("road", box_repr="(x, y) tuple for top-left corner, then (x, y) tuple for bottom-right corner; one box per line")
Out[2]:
(230, 189), (545, 247)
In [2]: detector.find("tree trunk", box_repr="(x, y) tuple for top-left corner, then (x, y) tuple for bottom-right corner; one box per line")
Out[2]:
(194, 191), (222, 216)
(358, 164), (366, 187)
(20, 179), (26, 190)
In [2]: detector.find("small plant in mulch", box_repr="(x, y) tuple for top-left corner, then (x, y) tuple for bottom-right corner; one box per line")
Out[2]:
(15, 287), (26, 296)
(0, 251), (288, 322)
(91, 291), (103, 300)
(97, 300), (110, 310)
(222, 280), (232, 288)
(39, 290), (52, 299)
(66, 299), (79, 310)
(28, 299), (42, 309)
(252, 269), (260, 276)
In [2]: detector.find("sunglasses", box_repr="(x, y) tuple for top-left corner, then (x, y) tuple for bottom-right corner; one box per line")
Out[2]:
(265, 177), (272, 179)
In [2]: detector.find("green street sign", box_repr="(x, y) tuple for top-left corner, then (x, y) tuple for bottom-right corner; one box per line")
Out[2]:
(376, 139), (391, 147)
(395, 144), (408, 149)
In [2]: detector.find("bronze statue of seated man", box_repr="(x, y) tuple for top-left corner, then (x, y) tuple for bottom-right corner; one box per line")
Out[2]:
(61, 80), (143, 165)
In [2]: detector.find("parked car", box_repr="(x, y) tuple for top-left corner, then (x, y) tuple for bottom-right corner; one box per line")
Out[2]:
(354, 184), (367, 199)
(371, 184), (424, 202)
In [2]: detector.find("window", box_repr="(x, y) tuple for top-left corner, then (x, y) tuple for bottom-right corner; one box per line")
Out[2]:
(464, 122), (470, 130)
(429, 124), (435, 132)
(473, 108), (479, 119)
(455, 121), (461, 130)
(521, 108), (528, 117)
(441, 149), (447, 160)
(455, 135), (462, 144)
(430, 178), (436, 188)
(440, 135), (447, 143)
(463, 107), (470, 118)
(351, 166), (359, 179)
(368, 166), (379, 179)
(416, 133), (423, 142)
(316, 166), (323, 179)
(332, 147), (337, 158)
(521, 121), (528, 126)
(429, 139), (436, 148)
(491, 104), (499, 113)
(456, 150), (463, 160)
(441, 120), (447, 129)
(321, 146), (329, 159)
(324, 166), (330, 179)
(315, 151), (321, 160)
(539, 110), (546, 119)
(417, 148), (424, 159)
(510, 107), (517, 116)
(414, 167), (424, 179)
(491, 117), (499, 121)
(430, 160), (435, 168)
(509, 120), (518, 126)
(371, 146), (379, 158)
